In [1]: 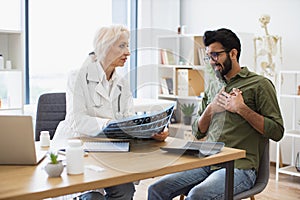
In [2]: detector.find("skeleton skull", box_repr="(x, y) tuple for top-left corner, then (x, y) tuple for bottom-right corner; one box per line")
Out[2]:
(259, 14), (270, 27)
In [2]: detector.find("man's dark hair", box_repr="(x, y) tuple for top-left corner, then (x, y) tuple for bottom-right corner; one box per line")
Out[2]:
(203, 28), (241, 62)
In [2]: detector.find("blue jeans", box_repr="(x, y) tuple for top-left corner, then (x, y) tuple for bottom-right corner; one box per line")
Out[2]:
(105, 183), (135, 200)
(148, 166), (256, 200)
(78, 183), (135, 200)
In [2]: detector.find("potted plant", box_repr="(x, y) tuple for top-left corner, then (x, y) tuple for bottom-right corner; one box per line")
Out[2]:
(180, 103), (196, 125)
(45, 152), (64, 177)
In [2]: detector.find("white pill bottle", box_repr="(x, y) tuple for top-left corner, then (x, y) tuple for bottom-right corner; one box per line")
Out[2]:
(66, 139), (84, 175)
(40, 131), (50, 147)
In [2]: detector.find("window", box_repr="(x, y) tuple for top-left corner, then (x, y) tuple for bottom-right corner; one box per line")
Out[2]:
(27, 0), (112, 103)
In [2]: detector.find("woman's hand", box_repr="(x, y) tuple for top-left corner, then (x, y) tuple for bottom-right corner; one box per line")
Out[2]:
(152, 127), (169, 141)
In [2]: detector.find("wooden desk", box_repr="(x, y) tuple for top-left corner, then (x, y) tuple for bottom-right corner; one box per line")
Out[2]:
(0, 137), (245, 200)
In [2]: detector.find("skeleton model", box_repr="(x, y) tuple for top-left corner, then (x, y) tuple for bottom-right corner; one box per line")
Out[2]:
(254, 14), (282, 82)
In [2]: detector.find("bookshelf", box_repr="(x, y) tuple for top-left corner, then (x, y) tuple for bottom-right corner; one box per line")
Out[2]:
(0, 1), (24, 114)
(157, 34), (206, 98)
(157, 34), (207, 122)
(0, 70), (23, 113)
(276, 70), (300, 181)
(157, 34), (206, 66)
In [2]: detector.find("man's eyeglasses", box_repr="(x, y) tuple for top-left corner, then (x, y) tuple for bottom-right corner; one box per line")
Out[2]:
(203, 50), (229, 63)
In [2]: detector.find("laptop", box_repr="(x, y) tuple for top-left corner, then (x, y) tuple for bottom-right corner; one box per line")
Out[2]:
(0, 115), (47, 165)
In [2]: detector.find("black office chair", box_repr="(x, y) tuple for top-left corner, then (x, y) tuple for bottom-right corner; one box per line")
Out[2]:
(233, 140), (270, 200)
(179, 140), (270, 200)
(35, 92), (66, 141)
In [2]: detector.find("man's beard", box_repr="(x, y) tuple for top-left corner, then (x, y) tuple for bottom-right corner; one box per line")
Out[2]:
(213, 56), (232, 82)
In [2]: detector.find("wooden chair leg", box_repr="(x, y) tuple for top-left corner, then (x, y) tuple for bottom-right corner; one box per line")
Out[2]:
(279, 146), (283, 168)
(179, 194), (185, 200)
(250, 195), (255, 200)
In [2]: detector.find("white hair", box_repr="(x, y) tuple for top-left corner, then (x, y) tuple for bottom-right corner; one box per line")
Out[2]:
(93, 24), (130, 62)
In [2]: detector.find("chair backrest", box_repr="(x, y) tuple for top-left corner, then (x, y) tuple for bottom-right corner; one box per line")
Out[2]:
(234, 140), (270, 200)
(35, 93), (66, 141)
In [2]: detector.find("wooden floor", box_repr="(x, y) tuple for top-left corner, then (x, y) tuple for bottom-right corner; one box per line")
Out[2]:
(134, 165), (300, 200)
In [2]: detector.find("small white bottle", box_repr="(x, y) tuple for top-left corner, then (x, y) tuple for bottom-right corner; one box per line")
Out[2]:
(5, 60), (12, 69)
(66, 139), (84, 175)
(181, 25), (187, 34)
(0, 54), (4, 70)
(40, 131), (50, 147)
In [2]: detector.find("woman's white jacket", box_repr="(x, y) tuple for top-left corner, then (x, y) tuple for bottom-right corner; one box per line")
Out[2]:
(53, 56), (133, 141)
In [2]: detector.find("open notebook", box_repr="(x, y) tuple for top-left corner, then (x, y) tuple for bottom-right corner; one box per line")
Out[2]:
(83, 141), (130, 152)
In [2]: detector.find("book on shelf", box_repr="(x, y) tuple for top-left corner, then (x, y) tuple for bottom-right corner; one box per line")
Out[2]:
(176, 68), (204, 96)
(160, 49), (176, 65)
(161, 77), (174, 95)
(197, 48), (206, 66)
(177, 69), (189, 96)
(160, 78), (169, 95)
(165, 78), (174, 95)
(160, 49), (167, 64)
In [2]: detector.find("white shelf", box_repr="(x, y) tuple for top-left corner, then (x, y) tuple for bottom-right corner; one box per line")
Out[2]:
(0, 29), (22, 34)
(284, 129), (300, 138)
(0, 69), (22, 72)
(275, 140), (300, 181)
(280, 94), (300, 99)
(157, 34), (202, 39)
(159, 64), (206, 70)
(133, 98), (176, 113)
(279, 70), (300, 74)
(0, 2), (24, 115)
(0, 62), (24, 114)
(0, 104), (23, 113)
(158, 94), (202, 101)
(276, 70), (300, 181)
(0, 107), (23, 111)
(277, 165), (300, 177)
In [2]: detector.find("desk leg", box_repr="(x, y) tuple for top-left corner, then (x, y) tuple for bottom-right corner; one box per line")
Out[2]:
(218, 160), (234, 200)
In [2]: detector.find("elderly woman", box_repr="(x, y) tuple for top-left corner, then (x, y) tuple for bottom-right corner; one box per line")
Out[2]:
(54, 24), (169, 200)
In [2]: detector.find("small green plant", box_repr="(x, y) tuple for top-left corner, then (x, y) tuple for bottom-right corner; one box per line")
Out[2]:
(180, 103), (196, 117)
(49, 152), (59, 164)
(45, 152), (64, 177)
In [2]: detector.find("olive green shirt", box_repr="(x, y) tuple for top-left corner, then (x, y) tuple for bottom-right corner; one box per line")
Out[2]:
(192, 67), (284, 170)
